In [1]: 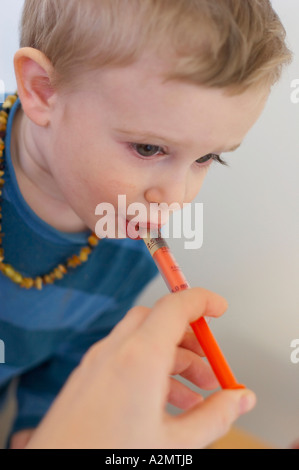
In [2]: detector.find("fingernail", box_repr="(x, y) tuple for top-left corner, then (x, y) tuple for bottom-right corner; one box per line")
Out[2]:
(239, 391), (256, 415)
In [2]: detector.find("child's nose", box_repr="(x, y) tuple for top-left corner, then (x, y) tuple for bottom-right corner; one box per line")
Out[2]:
(144, 178), (188, 208)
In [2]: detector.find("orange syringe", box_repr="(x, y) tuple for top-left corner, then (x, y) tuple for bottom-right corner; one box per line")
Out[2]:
(143, 232), (244, 390)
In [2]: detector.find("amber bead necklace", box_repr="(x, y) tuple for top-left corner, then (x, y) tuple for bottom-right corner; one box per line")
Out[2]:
(0, 93), (100, 290)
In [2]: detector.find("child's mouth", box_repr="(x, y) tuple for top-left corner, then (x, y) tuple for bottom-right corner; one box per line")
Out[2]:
(125, 219), (162, 240)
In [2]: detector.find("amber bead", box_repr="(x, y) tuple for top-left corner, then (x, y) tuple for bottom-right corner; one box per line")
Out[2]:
(3, 265), (13, 277)
(3, 97), (15, 109)
(53, 268), (64, 280)
(58, 264), (67, 274)
(2, 265), (22, 283)
(79, 247), (91, 262)
(20, 278), (34, 289)
(35, 277), (43, 290)
(88, 234), (99, 247)
(13, 272), (23, 284)
(67, 255), (82, 268)
(43, 274), (54, 285)
(9, 94), (18, 103)
(2, 102), (12, 110)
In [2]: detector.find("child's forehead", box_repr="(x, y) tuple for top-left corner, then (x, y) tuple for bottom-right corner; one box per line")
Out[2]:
(86, 58), (269, 116)
(66, 57), (269, 152)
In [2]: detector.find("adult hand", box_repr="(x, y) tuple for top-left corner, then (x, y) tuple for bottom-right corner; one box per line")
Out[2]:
(26, 288), (256, 449)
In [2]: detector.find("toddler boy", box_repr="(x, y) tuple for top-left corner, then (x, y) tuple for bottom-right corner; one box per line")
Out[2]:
(0, 0), (292, 448)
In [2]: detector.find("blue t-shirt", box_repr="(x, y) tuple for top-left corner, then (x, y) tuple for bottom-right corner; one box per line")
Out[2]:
(0, 98), (158, 436)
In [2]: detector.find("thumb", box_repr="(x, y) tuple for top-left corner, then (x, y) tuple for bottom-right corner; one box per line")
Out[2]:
(168, 389), (256, 449)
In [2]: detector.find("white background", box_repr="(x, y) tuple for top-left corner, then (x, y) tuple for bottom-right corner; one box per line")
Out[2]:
(0, 0), (298, 448)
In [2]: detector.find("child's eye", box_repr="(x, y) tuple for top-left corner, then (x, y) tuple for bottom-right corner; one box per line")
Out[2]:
(196, 153), (227, 166)
(130, 143), (166, 157)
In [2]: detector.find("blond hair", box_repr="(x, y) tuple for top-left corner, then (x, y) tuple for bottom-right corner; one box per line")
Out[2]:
(20, 0), (292, 94)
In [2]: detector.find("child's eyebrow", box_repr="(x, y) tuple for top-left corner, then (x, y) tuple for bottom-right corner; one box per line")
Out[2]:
(114, 128), (242, 152)
(114, 128), (183, 146)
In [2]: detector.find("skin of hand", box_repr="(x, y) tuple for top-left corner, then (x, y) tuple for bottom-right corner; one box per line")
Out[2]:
(10, 430), (34, 449)
(9, 316), (218, 449)
(9, 325), (217, 449)
(23, 288), (256, 449)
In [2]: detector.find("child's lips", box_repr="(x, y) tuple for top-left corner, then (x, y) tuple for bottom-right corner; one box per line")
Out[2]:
(126, 220), (163, 230)
(125, 219), (163, 240)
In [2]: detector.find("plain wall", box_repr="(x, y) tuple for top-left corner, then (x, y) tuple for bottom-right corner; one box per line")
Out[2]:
(0, 0), (298, 449)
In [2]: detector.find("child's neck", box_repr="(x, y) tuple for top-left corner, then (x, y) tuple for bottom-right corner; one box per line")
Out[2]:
(10, 106), (89, 233)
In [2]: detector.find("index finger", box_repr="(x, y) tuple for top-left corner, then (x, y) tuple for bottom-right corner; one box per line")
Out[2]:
(138, 287), (228, 359)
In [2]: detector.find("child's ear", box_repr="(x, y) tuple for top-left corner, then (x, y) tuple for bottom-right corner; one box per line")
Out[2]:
(14, 47), (56, 127)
